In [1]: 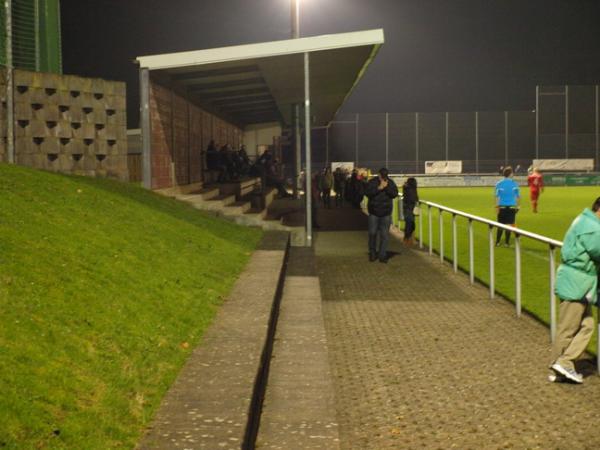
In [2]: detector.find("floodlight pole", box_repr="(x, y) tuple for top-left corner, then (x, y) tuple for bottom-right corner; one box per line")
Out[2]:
(5, 0), (14, 164)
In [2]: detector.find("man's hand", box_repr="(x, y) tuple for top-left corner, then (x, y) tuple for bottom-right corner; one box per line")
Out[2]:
(378, 178), (388, 190)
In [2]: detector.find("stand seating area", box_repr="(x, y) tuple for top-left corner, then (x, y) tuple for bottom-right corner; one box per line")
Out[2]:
(156, 177), (306, 245)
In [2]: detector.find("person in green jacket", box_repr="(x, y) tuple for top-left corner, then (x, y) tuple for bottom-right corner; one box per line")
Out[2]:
(549, 197), (600, 384)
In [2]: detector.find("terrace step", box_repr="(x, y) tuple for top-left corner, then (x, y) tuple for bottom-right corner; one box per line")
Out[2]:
(225, 201), (252, 215)
(176, 187), (220, 202)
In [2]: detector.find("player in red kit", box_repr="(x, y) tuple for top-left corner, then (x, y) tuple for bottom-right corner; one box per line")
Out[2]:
(527, 168), (544, 213)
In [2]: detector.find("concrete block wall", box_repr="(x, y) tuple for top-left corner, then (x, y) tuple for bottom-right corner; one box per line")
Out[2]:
(5, 69), (128, 180)
(149, 78), (243, 190)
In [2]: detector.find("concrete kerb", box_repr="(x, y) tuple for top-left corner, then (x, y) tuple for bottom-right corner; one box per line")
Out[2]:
(138, 231), (290, 450)
(243, 232), (290, 449)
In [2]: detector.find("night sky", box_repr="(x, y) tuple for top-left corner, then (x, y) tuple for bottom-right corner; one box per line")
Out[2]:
(61, 0), (600, 128)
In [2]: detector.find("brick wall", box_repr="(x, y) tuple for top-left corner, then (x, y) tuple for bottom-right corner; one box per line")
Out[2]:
(4, 69), (128, 180)
(149, 78), (242, 190)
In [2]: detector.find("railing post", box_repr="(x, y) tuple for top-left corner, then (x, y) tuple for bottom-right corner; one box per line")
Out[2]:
(439, 210), (444, 263)
(468, 219), (474, 284)
(418, 202), (423, 249)
(549, 246), (556, 342)
(488, 225), (495, 299)
(596, 305), (600, 375)
(515, 234), (522, 317)
(452, 214), (458, 273)
(428, 205), (433, 256)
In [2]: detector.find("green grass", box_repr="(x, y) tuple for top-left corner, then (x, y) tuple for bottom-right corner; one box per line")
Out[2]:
(413, 186), (599, 347)
(0, 164), (262, 449)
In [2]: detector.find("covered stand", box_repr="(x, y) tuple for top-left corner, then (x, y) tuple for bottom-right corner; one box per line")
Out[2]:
(136, 29), (384, 245)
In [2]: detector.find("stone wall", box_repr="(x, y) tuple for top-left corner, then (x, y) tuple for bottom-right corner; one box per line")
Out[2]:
(1, 69), (128, 181)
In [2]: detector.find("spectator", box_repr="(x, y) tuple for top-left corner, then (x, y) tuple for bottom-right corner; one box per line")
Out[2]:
(494, 166), (520, 247)
(238, 145), (251, 176)
(218, 144), (237, 181)
(319, 167), (333, 208)
(365, 168), (399, 263)
(206, 140), (227, 182)
(345, 170), (365, 209)
(333, 167), (347, 208)
(266, 158), (291, 198)
(402, 177), (419, 246)
(549, 197), (600, 384)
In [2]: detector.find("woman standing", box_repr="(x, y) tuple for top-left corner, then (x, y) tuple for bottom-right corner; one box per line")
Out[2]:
(402, 177), (419, 246)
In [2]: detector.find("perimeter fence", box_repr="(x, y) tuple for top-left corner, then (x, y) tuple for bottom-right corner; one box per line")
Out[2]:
(307, 85), (600, 174)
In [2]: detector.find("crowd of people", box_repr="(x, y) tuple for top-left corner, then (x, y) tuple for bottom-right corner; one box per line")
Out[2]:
(313, 166), (371, 209)
(205, 140), (291, 198)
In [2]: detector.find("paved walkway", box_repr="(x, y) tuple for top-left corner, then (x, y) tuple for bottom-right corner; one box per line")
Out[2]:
(314, 211), (600, 449)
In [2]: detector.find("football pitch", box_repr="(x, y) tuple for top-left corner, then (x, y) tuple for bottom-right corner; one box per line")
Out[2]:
(414, 186), (599, 350)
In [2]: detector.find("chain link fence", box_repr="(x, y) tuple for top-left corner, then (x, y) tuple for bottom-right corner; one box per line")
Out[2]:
(306, 85), (600, 174)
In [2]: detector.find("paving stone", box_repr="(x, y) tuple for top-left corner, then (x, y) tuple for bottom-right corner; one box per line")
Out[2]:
(316, 229), (600, 450)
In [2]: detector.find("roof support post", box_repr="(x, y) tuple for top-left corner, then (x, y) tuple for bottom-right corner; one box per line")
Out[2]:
(304, 52), (313, 246)
(294, 104), (301, 197)
(140, 68), (152, 189)
(6, 0), (14, 164)
(291, 0), (301, 198)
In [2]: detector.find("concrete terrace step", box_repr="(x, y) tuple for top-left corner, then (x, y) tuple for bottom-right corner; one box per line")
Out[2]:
(203, 193), (236, 209)
(176, 187), (220, 202)
(225, 200), (252, 215)
(216, 177), (261, 199)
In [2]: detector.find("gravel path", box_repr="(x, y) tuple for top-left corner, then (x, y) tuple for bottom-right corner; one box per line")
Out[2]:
(316, 229), (600, 450)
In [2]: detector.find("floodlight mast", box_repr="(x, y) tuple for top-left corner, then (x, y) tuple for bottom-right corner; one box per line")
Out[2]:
(291, 0), (300, 38)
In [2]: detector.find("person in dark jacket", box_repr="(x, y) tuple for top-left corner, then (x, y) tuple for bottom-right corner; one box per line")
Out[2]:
(333, 167), (347, 207)
(365, 168), (399, 263)
(402, 177), (419, 246)
(345, 170), (365, 209)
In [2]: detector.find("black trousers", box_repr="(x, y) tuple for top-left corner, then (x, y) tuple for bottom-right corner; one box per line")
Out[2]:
(496, 207), (517, 244)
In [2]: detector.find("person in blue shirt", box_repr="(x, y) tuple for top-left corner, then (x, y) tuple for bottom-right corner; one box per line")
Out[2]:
(494, 166), (520, 246)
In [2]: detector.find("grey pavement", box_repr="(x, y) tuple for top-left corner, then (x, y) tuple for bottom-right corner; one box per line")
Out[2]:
(315, 224), (600, 449)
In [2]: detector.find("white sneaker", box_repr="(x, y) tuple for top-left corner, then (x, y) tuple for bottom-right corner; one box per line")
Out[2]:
(551, 363), (583, 384)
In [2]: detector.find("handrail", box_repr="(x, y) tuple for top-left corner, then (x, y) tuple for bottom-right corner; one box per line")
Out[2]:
(419, 200), (563, 248)
(409, 198), (594, 371)
(413, 198), (600, 375)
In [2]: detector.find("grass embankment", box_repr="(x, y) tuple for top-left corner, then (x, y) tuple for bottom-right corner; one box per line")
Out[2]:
(415, 186), (599, 348)
(0, 164), (262, 449)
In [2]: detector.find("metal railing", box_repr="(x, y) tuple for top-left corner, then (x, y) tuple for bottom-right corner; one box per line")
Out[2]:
(395, 198), (600, 373)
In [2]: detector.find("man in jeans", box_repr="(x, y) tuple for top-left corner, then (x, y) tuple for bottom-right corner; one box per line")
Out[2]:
(549, 197), (600, 383)
(365, 168), (398, 263)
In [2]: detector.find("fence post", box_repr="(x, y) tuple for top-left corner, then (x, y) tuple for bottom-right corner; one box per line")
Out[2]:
(515, 234), (522, 317)
(439, 210), (444, 263)
(488, 225), (495, 299)
(418, 202), (423, 249)
(428, 205), (433, 256)
(468, 219), (474, 285)
(549, 246), (556, 342)
(452, 214), (458, 273)
(596, 309), (600, 375)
